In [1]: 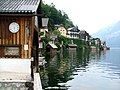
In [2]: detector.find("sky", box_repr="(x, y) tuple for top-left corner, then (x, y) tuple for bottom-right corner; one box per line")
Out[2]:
(43, 0), (120, 35)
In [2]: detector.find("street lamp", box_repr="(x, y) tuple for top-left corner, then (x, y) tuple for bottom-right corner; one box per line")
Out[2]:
(42, 18), (49, 28)
(39, 18), (49, 49)
(40, 18), (49, 38)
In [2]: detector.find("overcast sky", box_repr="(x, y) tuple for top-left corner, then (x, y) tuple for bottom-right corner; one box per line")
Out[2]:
(43, 0), (120, 35)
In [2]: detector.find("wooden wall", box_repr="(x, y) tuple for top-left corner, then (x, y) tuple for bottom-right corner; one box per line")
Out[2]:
(0, 16), (36, 58)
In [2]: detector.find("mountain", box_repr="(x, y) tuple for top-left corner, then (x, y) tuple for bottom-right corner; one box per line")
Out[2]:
(92, 21), (120, 48)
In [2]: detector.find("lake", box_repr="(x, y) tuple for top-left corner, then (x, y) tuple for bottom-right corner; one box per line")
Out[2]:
(40, 48), (120, 90)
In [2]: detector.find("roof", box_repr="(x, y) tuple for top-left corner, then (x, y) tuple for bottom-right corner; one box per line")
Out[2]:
(79, 30), (89, 36)
(80, 30), (86, 34)
(67, 27), (80, 32)
(68, 44), (77, 47)
(54, 24), (63, 27)
(67, 27), (74, 31)
(48, 42), (58, 49)
(0, 0), (40, 14)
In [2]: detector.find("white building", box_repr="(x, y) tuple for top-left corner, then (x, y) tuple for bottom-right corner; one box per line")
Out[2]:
(67, 27), (80, 38)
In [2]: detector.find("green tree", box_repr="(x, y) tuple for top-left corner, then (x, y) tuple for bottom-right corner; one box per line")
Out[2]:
(41, 2), (74, 30)
(53, 30), (60, 36)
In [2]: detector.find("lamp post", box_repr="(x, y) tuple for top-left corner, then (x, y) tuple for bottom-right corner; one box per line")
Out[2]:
(42, 18), (49, 28)
(39, 18), (49, 38)
(39, 18), (49, 56)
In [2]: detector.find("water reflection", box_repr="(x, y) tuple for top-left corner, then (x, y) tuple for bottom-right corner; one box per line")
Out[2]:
(0, 82), (30, 90)
(40, 49), (120, 90)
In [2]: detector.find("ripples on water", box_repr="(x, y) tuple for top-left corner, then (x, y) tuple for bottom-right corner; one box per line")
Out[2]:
(40, 49), (120, 90)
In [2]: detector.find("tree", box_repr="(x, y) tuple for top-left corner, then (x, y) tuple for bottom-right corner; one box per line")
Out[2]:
(53, 30), (60, 36)
(41, 2), (74, 30)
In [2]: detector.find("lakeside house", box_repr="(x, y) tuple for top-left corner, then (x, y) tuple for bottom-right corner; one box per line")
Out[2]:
(46, 42), (58, 57)
(67, 44), (77, 50)
(79, 30), (90, 41)
(0, 0), (41, 81)
(95, 38), (101, 46)
(67, 27), (80, 39)
(54, 24), (67, 37)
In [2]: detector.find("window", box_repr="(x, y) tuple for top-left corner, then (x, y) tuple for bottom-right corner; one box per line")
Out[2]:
(5, 47), (20, 56)
(0, 45), (21, 57)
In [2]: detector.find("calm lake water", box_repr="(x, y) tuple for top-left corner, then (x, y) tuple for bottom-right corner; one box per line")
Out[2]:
(0, 82), (30, 90)
(40, 48), (120, 90)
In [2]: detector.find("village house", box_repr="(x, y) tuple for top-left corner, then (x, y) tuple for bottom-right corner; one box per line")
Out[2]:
(95, 38), (101, 46)
(101, 41), (110, 50)
(54, 24), (67, 37)
(79, 30), (90, 41)
(0, 0), (41, 81)
(46, 42), (58, 57)
(67, 44), (77, 50)
(67, 27), (80, 39)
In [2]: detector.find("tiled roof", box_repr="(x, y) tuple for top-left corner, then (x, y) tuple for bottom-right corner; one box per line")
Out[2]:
(80, 30), (86, 34)
(67, 27), (80, 32)
(79, 30), (90, 36)
(0, 0), (40, 14)
(48, 42), (58, 49)
(67, 27), (74, 31)
(68, 44), (77, 47)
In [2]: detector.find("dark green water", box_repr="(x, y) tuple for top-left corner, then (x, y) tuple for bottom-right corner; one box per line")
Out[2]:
(40, 48), (120, 90)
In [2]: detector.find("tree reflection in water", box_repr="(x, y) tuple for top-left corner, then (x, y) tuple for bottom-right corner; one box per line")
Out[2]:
(40, 48), (101, 89)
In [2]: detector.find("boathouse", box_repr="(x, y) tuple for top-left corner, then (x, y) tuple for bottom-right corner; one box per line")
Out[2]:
(67, 44), (77, 50)
(46, 42), (58, 55)
(0, 0), (41, 80)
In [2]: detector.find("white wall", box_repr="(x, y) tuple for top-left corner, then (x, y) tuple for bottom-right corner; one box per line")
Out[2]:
(0, 58), (31, 74)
